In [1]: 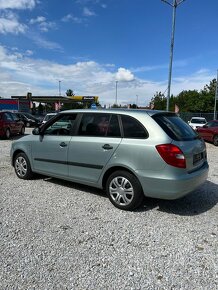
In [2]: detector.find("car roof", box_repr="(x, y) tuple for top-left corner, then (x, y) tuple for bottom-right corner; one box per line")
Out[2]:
(58, 108), (170, 117)
(191, 117), (206, 120)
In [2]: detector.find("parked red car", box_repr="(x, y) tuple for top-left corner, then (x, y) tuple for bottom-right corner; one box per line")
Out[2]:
(196, 120), (218, 146)
(0, 111), (25, 139)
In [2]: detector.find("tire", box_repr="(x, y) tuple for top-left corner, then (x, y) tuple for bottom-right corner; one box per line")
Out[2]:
(26, 122), (30, 127)
(5, 128), (11, 139)
(20, 126), (25, 135)
(106, 170), (144, 211)
(213, 135), (218, 146)
(14, 152), (34, 179)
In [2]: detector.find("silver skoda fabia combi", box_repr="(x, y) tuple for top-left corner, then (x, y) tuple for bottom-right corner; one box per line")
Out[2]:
(11, 109), (209, 210)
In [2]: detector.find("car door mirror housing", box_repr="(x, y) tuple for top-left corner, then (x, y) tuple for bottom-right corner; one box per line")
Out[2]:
(32, 127), (42, 135)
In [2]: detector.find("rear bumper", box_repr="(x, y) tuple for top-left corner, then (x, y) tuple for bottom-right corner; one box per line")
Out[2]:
(137, 162), (209, 200)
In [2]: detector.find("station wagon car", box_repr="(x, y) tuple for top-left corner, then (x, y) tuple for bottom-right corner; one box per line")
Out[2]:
(10, 109), (209, 210)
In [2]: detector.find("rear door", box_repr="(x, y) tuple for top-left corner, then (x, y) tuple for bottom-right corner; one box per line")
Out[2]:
(68, 113), (122, 183)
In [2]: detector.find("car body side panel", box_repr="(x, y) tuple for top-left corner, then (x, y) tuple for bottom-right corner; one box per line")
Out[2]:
(30, 135), (71, 177)
(67, 136), (122, 183)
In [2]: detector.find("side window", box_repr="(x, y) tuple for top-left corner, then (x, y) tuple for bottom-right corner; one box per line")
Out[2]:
(78, 113), (110, 136)
(121, 115), (147, 139)
(3, 113), (13, 121)
(44, 114), (77, 136)
(107, 115), (121, 137)
(78, 113), (121, 137)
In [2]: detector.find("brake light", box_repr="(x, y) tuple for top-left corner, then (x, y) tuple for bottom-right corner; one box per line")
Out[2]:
(156, 144), (186, 168)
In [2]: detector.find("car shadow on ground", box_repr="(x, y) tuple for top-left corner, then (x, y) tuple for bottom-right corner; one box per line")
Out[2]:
(138, 180), (218, 216)
(43, 177), (217, 216)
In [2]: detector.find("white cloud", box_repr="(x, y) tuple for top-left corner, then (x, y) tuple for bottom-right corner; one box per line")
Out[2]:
(62, 14), (83, 24)
(0, 45), (215, 107)
(83, 7), (96, 16)
(116, 68), (135, 82)
(0, 0), (36, 10)
(0, 16), (26, 34)
(28, 34), (62, 50)
(29, 16), (56, 32)
(29, 16), (46, 25)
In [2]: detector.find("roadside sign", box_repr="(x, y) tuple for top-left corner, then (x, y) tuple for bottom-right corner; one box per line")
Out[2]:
(91, 103), (97, 109)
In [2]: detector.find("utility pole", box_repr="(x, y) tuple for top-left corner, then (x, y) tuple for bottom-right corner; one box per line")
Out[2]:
(58, 80), (61, 96)
(214, 70), (218, 120)
(161, 0), (186, 111)
(115, 81), (118, 105)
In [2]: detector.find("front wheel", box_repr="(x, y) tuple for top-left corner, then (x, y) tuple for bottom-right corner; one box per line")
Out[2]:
(106, 170), (144, 210)
(20, 126), (25, 135)
(213, 135), (218, 146)
(14, 152), (34, 179)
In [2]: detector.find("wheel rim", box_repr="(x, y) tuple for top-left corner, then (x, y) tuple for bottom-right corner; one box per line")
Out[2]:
(6, 129), (10, 138)
(109, 176), (134, 206)
(15, 156), (27, 177)
(214, 135), (218, 146)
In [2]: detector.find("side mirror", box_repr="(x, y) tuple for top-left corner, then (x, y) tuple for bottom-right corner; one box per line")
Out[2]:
(32, 127), (42, 135)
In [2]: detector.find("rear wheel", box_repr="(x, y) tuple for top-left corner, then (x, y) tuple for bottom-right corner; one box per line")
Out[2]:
(20, 126), (25, 135)
(5, 128), (11, 139)
(106, 170), (144, 210)
(14, 152), (34, 179)
(213, 135), (218, 146)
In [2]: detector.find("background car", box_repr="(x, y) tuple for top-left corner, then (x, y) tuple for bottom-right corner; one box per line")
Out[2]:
(41, 113), (57, 124)
(11, 109), (208, 211)
(188, 117), (207, 130)
(196, 120), (218, 146)
(16, 112), (42, 127)
(0, 111), (25, 139)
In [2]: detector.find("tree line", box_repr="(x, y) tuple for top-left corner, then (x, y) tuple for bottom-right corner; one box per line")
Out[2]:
(150, 79), (217, 112)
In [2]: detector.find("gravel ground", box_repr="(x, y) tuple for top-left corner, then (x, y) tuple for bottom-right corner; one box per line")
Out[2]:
(0, 129), (217, 290)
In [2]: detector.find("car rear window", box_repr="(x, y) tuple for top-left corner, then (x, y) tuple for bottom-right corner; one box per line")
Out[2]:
(191, 118), (206, 124)
(153, 113), (199, 141)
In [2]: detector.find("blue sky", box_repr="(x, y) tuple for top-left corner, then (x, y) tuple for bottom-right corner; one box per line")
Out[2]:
(0, 0), (217, 107)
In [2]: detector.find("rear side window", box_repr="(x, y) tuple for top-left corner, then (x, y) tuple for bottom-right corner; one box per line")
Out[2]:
(153, 114), (198, 141)
(78, 113), (121, 137)
(121, 115), (147, 139)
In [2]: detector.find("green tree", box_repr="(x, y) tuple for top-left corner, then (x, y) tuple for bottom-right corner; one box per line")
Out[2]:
(150, 92), (166, 110)
(66, 89), (75, 96)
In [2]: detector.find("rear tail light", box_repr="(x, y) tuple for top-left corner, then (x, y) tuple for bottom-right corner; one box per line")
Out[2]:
(156, 144), (186, 168)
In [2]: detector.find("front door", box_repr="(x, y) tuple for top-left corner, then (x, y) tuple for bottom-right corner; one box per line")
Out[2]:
(31, 113), (77, 177)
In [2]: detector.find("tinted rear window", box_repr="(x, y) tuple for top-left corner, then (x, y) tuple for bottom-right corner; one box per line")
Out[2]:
(153, 114), (198, 141)
(121, 115), (147, 139)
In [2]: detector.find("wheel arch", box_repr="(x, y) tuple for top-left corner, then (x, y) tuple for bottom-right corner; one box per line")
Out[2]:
(12, 149), (26, 167)
(102, 166), (139, 190)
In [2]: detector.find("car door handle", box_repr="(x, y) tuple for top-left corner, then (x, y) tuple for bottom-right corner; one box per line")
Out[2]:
(102, 144), (113, 150)
(59, 142), (67, 147)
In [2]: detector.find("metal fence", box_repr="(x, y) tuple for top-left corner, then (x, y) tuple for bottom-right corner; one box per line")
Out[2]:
(179, 112), (217, 123)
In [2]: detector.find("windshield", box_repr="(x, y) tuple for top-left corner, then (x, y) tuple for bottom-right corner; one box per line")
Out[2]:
(44, 114), (56, 121)
(153, 113), (198, 141)
(191, 118), (206, 124)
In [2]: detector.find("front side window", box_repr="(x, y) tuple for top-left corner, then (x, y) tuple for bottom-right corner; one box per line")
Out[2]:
(121, 115), (147, 139)
(44, 114), (77, 135)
